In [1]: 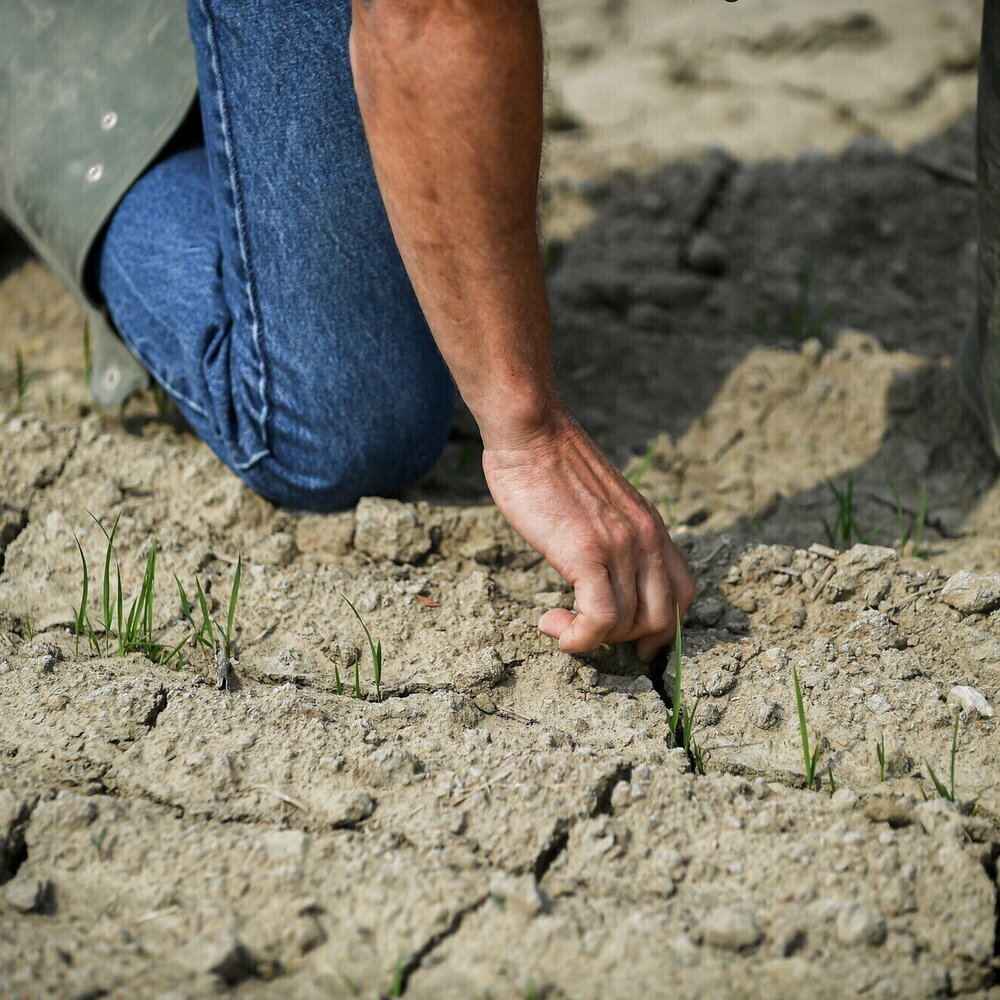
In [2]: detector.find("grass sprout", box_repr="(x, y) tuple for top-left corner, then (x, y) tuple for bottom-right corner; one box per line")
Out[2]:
(626, 441), (657, 490)
(790, 265), (838, 341)
(666, 608), (706, 772)
(14, 348), (33, 413)
(342, 595), (383, 701)
(822, 477), (870, 549)
(73, 513), (241, 670)
(888, 478), (928, 557)
(876, 733), (886, 782)
(924, 711), (961, 803)
(82, 319), (93, 386)
(793, 666), (821, 790)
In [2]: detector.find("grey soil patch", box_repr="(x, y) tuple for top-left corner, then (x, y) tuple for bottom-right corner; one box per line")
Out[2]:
(2, 1), (999, 997)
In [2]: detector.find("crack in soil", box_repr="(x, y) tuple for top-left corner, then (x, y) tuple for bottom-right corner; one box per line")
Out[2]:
(0, 503), (28, 577)
(534, 762), (634, 884)
(390, 892), (492, 997)
(0, 796), (36, 885)
(685, 154), (737, 248)
(140, 686), (168, 730)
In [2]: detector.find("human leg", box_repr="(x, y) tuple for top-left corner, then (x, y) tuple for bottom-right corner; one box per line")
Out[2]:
(964, 0), (1000, 458)
(95, 0), (454, 510)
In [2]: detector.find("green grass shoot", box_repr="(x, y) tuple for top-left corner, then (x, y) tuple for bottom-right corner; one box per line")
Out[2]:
(13, 347), (33, 413)
(82, 319), (93, 386)
(342, 594), (383, 701)
(793, 666), (821, 790)
(626, 441), (657, 490)
(669, 605), (683, 746)
(822, 477), (870, 549)
(827, 763), (837, 795)
(224, 554), (242, 657)
(72, 513), (234, 668)
(876, 733), (886, 782)
(924, 711), (960, 803)
(790, 265), (837, 340)
(390, 952), (405, 997)
(888, 478), (928, 557)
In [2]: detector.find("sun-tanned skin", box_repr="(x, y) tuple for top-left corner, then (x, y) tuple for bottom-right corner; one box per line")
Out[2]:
(350, 0), (694, 659)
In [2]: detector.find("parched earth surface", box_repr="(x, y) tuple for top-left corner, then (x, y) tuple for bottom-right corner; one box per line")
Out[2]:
(1, 2), (999, 998)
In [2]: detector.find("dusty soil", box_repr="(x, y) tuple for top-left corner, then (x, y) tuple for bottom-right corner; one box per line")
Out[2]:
(1, 1), (999, 997)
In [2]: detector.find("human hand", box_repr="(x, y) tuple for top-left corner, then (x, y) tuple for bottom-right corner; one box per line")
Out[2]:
(481, 409), (694, 660)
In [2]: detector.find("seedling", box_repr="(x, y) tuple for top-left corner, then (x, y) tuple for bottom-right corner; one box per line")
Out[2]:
(666, 609), (706, 773)
(23, 615), (35, 642)
(790, 265), (837, 341)
(924, 711), (960, 803)
(827, 764), (837, 795)
(668, 606), (683, 745)
(626, 441), (657, 490)
(73, 513), (240, 670)
(342, 595), (383, 701)
(390, 952), (405, 997)
(888, 478), (928, 557)
(82, 319), (93, 386)
(875, 733), (886, 782)
(822, 477), (870, 550)
(793, 666), (821, 790)
(13, 347), (33, 413)
(223, 554), (242, 659)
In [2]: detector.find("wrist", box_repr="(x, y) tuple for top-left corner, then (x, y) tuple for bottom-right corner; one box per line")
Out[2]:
(473, 381), (573, 452)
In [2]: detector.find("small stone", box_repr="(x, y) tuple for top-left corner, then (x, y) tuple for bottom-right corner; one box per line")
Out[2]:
(257, 531), (298, 567)
(830, 788), (860, 812)
(694, 907), (763, 951)
(835, 903), (887, 947)
(324, 790), (376, 827)
(686, 232), (728, 276)
(948, 685), (993, 719)
(940, 571), (1000, 614)
(23, 640), (61, 673)
(800, 337), (824, 365)
(488, 873), (546, 918)
(688, 597), (725, 627)
(4, 878), (47, 914)
(748, 697), (781, 730)
(705, 668), (736, 697)
(353, 497), (433, 564)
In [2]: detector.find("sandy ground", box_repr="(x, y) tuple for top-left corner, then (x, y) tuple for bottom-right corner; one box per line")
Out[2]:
(1, 1), (998, 997)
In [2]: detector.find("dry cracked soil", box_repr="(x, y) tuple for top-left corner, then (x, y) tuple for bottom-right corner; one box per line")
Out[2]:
(1, 1), (999, 998)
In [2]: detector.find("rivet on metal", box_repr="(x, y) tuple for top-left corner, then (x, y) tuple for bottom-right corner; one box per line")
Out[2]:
(101, 111), (118, 130)
(86, 164), (104, 183)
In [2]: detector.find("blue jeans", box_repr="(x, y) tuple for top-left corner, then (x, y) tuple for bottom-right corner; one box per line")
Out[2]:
(94, 0), (455, 510)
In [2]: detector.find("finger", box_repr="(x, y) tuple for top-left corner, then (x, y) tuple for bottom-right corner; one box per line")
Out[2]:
(664, 539), (695, 615)
(631, 557), (676, 657)
(538, 607), (575, 639)
(558, 566), (618, 653)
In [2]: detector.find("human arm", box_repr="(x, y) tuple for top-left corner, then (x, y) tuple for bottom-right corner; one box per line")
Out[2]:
(349, 0), (694, 656)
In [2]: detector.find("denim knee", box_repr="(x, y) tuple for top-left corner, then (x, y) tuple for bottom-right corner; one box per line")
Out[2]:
(239, 367), (456, 512)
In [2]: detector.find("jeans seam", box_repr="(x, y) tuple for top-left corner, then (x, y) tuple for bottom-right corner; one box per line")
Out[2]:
(104, 244), (210, 419)
(199, 0), (271, 467)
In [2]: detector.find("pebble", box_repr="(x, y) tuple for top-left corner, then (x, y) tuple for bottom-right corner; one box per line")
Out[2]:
(353, 497), (433, 564)
(940, 571), (1000, 614)
(3, 878), (47, 914)
(694, 906), (763, 951)
(836, 903), (887, 947)
(948, 685), (993, 719)
(686, 232), (728, 275)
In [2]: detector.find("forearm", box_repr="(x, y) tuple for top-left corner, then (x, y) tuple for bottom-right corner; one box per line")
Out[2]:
(349, 0), (558, 446)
